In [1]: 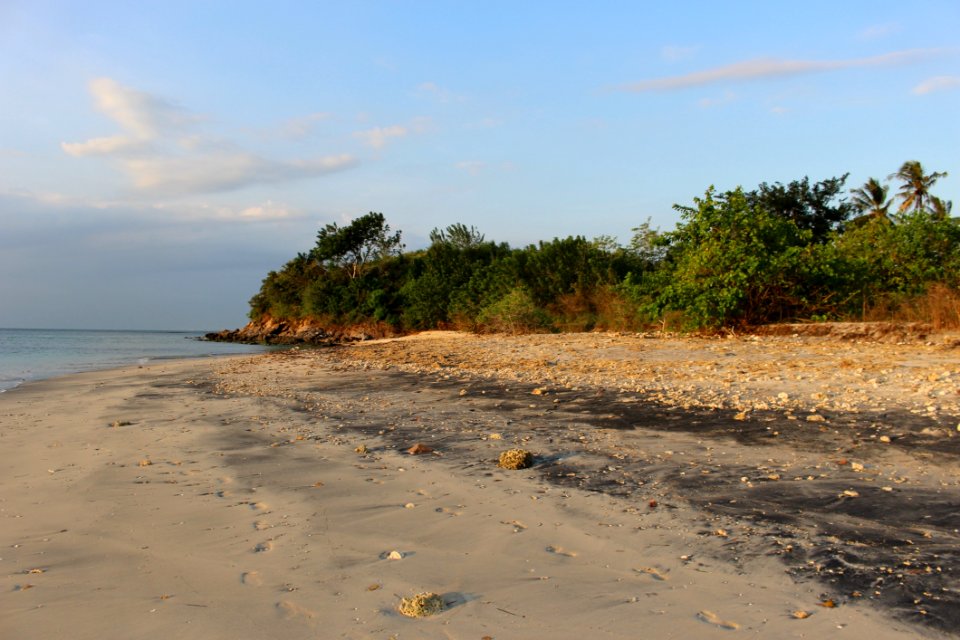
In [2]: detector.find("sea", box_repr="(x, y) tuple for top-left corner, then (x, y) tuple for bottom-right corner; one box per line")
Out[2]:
(0, 328), (271, 393)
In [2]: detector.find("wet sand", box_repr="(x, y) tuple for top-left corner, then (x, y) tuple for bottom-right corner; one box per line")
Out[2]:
(2, 330), (958, 638)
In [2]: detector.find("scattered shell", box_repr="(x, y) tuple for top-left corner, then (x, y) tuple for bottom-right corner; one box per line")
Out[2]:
(818, 598), (837, 608)
(404, 502), (416, 509)
(714, 528), (729, 538)
(841, 489), (859, 498)
(398, 592), (444, 618)
(879, 435), (892, 443)
(367, 583), (381, 591)
(354, 444), (368, 454)
(387, 550), (404, 560)
(498, 449), (533, 470)
(138, 459), (152, 467)
(488, 433), (503, 440)
(792, 610), (811, 619)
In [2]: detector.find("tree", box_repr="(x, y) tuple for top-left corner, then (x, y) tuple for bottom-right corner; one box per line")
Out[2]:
(849, 177), (892, 224)
(655, 187), (813, 328)
(312, 212), (403, 279)
(930, 196), (954, 220)
(745, 174), (853, 242)
(889, 160), (948, 215)
(428, 223), (485, 248)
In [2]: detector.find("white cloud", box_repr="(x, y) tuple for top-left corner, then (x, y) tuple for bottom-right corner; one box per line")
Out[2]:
(354, 117), (430, 149)
(661, 45), (699, 62)
(912, 75), (960, 95)
(619, 49), (947, 92)
(698, 90), (736, 109)
(123, 150), (354, 195)
(275, 112), (332, 139)
(354, 124), (409, 149)
(857, 23), (900, 41)
(455, 160), (486, 176)
(416, 82), (464, 103)
(62, 78), (355, 196)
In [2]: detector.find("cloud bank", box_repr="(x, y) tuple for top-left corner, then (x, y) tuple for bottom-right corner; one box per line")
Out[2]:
(620, 49), (947, 92)
(62, 78), (355, 196)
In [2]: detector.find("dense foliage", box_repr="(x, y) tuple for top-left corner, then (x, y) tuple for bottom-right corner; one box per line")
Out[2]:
(249, 161), (958, 332)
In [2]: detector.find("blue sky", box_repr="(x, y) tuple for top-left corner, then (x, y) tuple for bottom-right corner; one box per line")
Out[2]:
(1, 1), (958, 329)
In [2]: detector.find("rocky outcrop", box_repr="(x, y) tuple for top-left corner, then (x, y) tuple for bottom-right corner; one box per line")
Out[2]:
(204, 316), (397, 345)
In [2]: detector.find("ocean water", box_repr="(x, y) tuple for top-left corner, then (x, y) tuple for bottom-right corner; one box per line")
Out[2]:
(0, 328), (271, 393)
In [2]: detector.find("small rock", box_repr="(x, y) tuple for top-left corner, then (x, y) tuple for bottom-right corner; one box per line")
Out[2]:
(407, 443), (434, 455)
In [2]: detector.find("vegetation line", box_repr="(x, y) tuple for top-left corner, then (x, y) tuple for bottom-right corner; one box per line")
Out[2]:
(247, 160), (957, 335)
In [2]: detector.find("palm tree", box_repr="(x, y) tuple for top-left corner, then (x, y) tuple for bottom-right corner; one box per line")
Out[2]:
(929, 196), (954, 220)
(849, 177), (892, 223)
(888, 160), (948, 214)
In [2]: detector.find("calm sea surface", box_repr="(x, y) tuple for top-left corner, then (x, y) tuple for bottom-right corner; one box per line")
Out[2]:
(0, 328), (270, 393)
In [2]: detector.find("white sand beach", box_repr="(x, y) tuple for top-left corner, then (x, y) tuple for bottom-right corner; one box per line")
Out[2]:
(2, 331), (957, 639)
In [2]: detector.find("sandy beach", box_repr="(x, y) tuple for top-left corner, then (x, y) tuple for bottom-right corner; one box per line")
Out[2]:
(2, 330), (958, 639)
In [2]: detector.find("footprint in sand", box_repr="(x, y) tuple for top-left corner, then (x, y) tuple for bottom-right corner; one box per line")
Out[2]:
(545, 545), (577, 557)
(253, 520), (272, 531)
(697, 610), (740, 630)
(636, 566), (669, 581)
(254, 541), (273, 553)
(250, 501), (270, 511)
(276, 600), (316, 619)
(242, 571), (264, 586)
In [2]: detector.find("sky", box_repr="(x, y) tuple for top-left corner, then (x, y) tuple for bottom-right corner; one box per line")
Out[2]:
(1, 1), (958, 330)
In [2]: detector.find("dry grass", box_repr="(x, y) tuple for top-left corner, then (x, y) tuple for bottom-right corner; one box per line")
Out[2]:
(861, 284), (960, 330)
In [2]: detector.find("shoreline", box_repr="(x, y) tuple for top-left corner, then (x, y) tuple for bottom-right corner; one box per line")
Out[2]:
(2, 333), (958, 638)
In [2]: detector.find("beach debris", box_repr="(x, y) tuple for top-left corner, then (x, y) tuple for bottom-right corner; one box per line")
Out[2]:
(714, 528), (729, 538)
(398, 592), (444, 618)
(818, 598), (838, 608)
(498, 448), (534, 470)
(311, 481), (324, 488)
(14, 584), (35, 591)
(111, 420), (133, 428)
(488, 433), (503, 440)
(367, 583), (381, 591)
(407, 443), (434, 455)
(791, 610), (812, 619)
(697, 610), (740, 630)
(354, 444), (368, 454)
(138, 458), (152, 467)
(531, 387), (545, 395)
(648, 499), (658, 508)
(545, 545), (577, 557)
